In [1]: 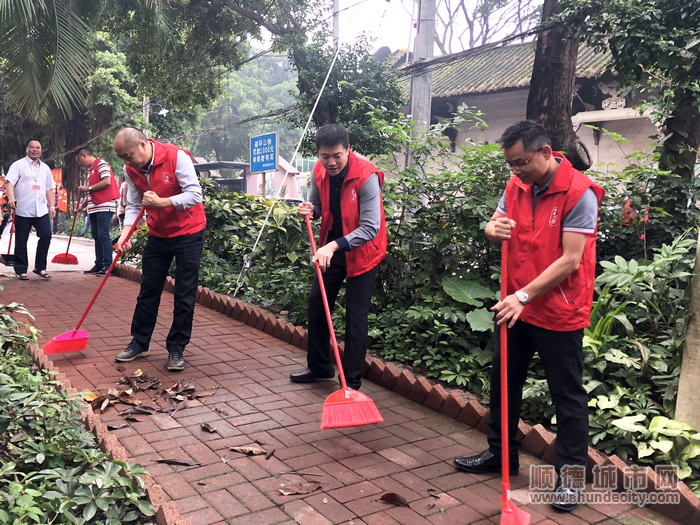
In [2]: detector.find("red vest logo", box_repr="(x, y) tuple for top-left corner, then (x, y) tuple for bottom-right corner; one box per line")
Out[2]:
(350, 189), (357, 203)
(549, 206), (559, 226)
(162, 171), (171, 184)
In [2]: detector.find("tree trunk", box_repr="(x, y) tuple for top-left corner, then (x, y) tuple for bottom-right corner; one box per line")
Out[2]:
(526, 0), (591, 171)
(660, 58), (700, 180)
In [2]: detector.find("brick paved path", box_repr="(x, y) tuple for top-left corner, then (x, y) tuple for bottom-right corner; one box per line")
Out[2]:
(1, 272), (679, 525)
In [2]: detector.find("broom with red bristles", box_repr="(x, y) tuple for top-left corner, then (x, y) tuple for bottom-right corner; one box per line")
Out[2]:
(304, 215), (383, 429)
(52, 204), (80, 265)
(43, 207), (145, 355)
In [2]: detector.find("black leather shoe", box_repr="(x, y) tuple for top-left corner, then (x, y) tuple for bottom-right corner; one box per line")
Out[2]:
(453, 449), (519, 476)
(551, 477), (580, 512)
(115, 341), (149, 362)
(84, 265), (102, 274)
(289, 368), (334, 383)
(167, 351), (185, 371)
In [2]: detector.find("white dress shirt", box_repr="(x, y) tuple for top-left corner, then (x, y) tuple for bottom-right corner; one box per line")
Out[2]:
(123, 143), (202, 227)
(5, 157), (55, 218)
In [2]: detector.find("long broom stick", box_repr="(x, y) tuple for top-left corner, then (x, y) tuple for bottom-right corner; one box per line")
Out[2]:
(304, 215), (383, 429)
(499, 240), (531, 525)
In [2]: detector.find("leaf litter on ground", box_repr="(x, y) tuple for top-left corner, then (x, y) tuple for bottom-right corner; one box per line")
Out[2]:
(278, 482), (322, 496)
(155, 458), (200, 467)
(379, 493), (410, 507)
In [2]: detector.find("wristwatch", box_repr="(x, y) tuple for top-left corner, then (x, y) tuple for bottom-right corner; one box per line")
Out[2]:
(515, 290), (529, 305)
(88, 186), (92, 192)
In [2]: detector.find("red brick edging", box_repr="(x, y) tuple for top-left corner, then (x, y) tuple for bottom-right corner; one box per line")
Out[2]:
(26, 343), (191, 525)
(110, 263), (700, 524)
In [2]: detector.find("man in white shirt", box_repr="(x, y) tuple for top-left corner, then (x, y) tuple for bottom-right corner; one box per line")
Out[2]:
(4, 140), (56, 280)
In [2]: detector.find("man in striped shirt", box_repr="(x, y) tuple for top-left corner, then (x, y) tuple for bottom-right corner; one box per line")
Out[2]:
(76, 148), (121, 276)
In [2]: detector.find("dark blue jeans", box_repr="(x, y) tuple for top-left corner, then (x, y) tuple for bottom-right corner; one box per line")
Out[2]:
(89, 211), (114, 269)
(13, 213), (51, 275)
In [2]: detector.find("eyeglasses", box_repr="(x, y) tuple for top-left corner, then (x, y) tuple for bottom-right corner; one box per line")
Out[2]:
(504, 148), (542, 171)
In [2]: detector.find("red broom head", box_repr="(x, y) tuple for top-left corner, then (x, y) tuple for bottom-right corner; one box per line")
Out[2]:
(321, 389), (383, 429)
(43, 330), (89, 355)
(500, 500), (531, 525)
(51, 254), (79, 265)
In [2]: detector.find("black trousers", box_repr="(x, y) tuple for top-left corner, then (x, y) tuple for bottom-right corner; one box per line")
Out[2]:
(14, 214), (51, 275)
(486, 320), (589, 472)
(307, 251), (378, 390)
(130, 229), (205, 354)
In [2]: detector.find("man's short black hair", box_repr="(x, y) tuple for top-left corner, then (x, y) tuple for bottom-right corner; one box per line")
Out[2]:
(75, 146), (93, 157)
(498, 120), (552, 152)
(26, 139), (41, 147)
(315, 124), (349, 151)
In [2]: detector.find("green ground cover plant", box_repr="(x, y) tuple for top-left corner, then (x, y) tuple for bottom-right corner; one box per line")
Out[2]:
(0, 295), (155, 524)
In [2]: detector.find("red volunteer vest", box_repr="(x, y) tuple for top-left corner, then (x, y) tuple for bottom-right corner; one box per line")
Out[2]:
(88, 158), (121, 205)
(57, 189), (68, 212)
(314, 150), (387, 277)
(125, 140), (206, 238)
(504, 153), (604, 331)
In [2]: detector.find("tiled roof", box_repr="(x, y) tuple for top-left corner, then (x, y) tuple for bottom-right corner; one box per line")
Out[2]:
(398, 42), (611, 98)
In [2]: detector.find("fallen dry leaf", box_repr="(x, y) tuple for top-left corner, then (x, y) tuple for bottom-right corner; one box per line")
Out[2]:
(115, 365), (126, 372)
(230, 445), (266, 456)
(197, 482), (207, 486)
(155, 458), (200, 467)
(124, 416), (142, 422)
(81, 390), (98, 402)
(132, 369), (143, 377)
(428, 503), (436, 510)
(119, 393), (142, 406)
(201, 423), (218, 433)
(214, 407), (229, 416)
(279, 482), (322, 496)
(265, 449), (276, 460)
(108, 387), (119, 398)
(107, 423), (129, 430)
(193, 392), (215, 399)
(379, 493), (410, 507)
(122, 406), (157, 415)
(91, 395), (112, 413)
(429, 493), (440, 499)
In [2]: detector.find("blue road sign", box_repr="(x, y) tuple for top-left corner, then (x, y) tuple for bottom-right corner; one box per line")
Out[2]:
(250, 132), (279, 174)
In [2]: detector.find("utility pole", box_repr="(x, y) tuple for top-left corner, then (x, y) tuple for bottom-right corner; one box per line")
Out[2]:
(333, 0), (340, 48)
(408, 0), (436, 176)
(410, 0), (435, 135)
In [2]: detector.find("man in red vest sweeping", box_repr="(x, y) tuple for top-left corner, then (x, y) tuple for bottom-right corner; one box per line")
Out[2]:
(113, 128), (206, 372)
(76, 148), (121, 275)
(290, 124), (387, 391)
(453, 120), (604, 512)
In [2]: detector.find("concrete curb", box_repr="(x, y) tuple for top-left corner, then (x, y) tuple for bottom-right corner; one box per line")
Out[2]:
(26, 342), (191, 525)
(111, 263), (700, 524)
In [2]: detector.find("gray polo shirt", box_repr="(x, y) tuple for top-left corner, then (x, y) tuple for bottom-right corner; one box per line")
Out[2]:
(497, 164), (598, 235)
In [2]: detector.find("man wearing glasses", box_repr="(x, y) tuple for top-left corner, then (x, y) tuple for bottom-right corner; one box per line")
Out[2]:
(453, 120), (604, 512)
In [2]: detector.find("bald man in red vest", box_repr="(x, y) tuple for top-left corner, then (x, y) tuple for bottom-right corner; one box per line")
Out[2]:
(113, 128), (206, 371)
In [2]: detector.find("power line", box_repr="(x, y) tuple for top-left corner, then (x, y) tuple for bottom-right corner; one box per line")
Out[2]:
(160, 106), (294, 144)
